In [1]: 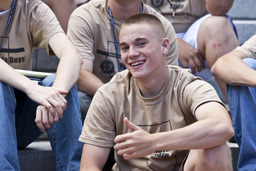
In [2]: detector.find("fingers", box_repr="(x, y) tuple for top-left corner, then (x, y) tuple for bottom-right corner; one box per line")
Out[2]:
(35, 106), (45, 132)
(46, 94), (67, 118)
(124, 117), (139, 132)
(35, 105), (60, 132)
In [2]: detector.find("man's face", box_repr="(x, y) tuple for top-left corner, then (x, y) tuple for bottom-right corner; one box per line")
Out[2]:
(119, 23), (167, 80)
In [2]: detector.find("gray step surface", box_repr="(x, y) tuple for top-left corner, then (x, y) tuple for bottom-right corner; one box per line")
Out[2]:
(18, 140), (239, 171)
(18, 141), (56, 171)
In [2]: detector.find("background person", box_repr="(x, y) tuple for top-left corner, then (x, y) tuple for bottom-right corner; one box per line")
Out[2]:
(212, 34), (256, 171)
(0, 0), (83, 170)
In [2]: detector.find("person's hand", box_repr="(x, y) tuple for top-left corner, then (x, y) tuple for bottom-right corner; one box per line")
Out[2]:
(114, 117), (154, 160)
(26, 83), (68, 118)
(35, 105), (60, 132)
(178, 38), (205, 73)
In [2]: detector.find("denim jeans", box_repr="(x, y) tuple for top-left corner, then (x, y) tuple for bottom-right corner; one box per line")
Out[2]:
(0, 74), (83, 171)
(78, 91), (92, 123)
(227, 58), (256, 171)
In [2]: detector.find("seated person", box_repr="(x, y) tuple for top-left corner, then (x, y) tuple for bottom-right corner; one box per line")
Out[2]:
(212, 34), (256, 171)
(143, 0), (239, 103)
(0, 0), (83, 170)
(79, 13), (234, 171)
(67, 0), (179, 120)
(42, 0), (89, 33)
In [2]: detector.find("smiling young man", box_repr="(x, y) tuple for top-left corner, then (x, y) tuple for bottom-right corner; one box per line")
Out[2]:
(67, 0), (178, 121)
(79, 13), (234, 170)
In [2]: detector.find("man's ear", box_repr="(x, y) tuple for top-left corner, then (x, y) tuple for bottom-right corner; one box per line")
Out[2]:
(162, 38), (170, 55)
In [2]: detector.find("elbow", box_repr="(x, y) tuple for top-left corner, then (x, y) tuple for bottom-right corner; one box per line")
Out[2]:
(220, 121), (234, 142)
(211, 58), (222, 78)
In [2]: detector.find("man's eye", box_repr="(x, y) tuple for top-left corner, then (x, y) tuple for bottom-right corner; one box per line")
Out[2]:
(138, 42), (146, 47)
(121, 46), (129, 51)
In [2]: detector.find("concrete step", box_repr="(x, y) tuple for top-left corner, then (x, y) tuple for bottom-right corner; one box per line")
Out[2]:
(18, 141), (56, 171)
(228, 0), (256, 19)
(18, 140), (239, 171)
(233, 20), (256, 45)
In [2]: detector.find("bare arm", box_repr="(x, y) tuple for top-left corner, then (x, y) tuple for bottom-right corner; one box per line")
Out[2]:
(114, 102), (233, 160)
(206, 0), (234, 16)
(80, 143), (110, 170)
(211, 50), (256, 87)
(76, 58), (104, 96)
(0, 59), (68, 131)
(49, 32), (82, 92)
(33, 32), (82, 132)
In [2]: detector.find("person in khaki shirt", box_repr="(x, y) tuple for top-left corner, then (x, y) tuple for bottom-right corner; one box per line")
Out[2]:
(79, 13), (234, 171)
(67, 0), (179, 122)
(212, 35), (256, 171)
(0, 0), (83, 170)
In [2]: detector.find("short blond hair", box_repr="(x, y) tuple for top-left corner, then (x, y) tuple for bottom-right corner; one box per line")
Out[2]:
(121, 13), (166, 39)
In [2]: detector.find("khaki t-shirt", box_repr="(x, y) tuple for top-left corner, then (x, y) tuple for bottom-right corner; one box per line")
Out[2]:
(80, 65), (222, 170)
(0, 0), (63, 70)
(68, 0), (178, 83)
(143, 0), (208, 33)
(235, 34), (256, 59)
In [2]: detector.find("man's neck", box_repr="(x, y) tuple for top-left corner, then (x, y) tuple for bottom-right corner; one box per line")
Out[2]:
(108, 0), (142, 20)
(0, 0), (14, 12)
(136, 68), (168, 98)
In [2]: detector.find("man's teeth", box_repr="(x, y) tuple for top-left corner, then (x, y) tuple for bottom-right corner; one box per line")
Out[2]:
(131, 61), (144, 66)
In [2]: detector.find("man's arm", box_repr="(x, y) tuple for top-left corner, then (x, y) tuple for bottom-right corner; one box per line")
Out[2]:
(80, 143), (110, 170)
(114, 102), (233, 160)
(0, 59), (68, 131)
(49, 32), (82, 92)
(212, 50), (256, 87)
(32, 32), (82, 132)
(76, 58), (104, 96)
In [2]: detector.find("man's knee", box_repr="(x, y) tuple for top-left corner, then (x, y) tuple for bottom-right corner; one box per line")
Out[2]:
(200, 16), (233, 35)
(40, 74), (55, 87)
(185, 144), (232, 171)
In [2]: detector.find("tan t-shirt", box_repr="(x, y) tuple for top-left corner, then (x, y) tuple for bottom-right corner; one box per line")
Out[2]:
(143, 0), (208, 33)
(235, 34), (256, 59)
(79, 65), (222, 170)
(67, 0), (178, 83)
(0, 0), (63, 70)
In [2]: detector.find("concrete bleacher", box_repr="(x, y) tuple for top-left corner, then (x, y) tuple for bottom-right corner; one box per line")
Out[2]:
(18, 0), (255, 170)
(228, 0), (256, 45)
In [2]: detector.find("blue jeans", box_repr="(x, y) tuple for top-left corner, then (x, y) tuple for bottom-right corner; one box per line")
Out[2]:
(78, 91), (92, 123)
(0, 75), (83, 171)
(227, 58), (256, 171)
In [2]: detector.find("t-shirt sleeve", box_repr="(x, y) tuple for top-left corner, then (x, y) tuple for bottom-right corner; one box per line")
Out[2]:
(79, 90), (116, 147)
(235, 34), (256, 59)
(67, 8), (95, 62)
(179, 71), (223, 117)
(29, 1), (64, 53)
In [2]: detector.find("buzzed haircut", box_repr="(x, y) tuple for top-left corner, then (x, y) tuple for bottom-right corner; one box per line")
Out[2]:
(121, 13), (166, 39)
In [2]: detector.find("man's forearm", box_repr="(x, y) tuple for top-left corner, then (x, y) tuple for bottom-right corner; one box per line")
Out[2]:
(76, 68), (104, 96)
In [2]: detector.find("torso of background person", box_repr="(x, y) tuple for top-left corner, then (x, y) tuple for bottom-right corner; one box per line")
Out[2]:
(235, 34), (256, 59)
(67, 0), (179, 84)
(79, 65), (223, 171)
(0, 0), (63, 70)
(143, 0), (208, 33)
